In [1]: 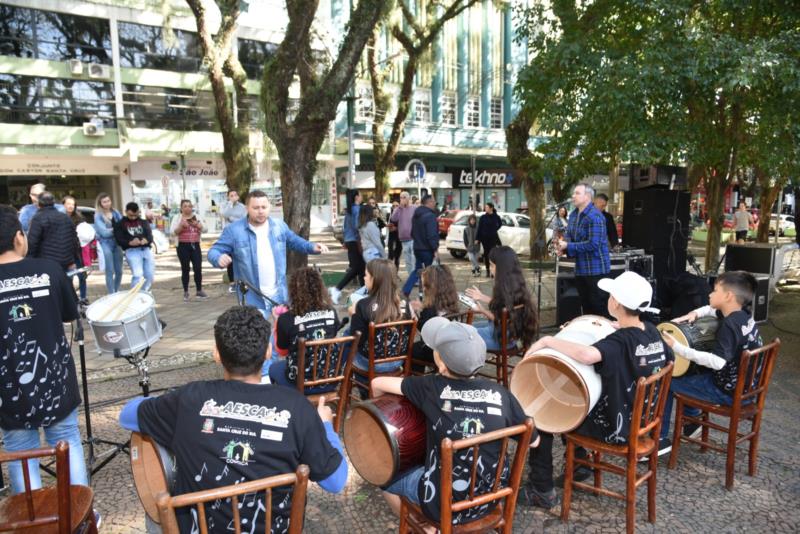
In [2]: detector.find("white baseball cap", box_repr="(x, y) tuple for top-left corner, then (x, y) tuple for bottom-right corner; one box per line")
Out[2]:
(597, 271), (659, 314)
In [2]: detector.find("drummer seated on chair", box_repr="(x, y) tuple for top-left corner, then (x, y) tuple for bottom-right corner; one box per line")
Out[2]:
(521, 271), (672, 510)
(659, 270), (762, 453)
(372, 317), (539, 528)
(118, 306), (348, 533)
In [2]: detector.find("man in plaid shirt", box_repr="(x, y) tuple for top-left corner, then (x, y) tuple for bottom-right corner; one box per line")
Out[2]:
(556, 183), (611, 316)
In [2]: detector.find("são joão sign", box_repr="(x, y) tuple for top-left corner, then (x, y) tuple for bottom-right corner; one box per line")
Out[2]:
(452, 168), (517, 188)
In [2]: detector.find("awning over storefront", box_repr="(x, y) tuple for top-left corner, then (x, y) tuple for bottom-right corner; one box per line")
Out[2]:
(348, 170), (453, 190)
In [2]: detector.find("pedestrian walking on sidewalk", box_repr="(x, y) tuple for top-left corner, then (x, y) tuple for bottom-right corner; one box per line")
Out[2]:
(94, 192), (124, 294)
(401, 195), (439, 298)
(171, 199), (208, 302)
(220, 190), (246, 292)
(329, 189), (365, 304)
(389, 191), (417, 275)
(476, 202), (502, 277)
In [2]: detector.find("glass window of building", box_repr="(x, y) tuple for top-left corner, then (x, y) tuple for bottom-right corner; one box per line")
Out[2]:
(466, 96), (480, 128)
(237, 94), (262, 129)
(118, 22), (201, 72)
(122, 84), (216, 130)
(440, 92), (456, 126)
(356, 85), (373, 122)
(0, 5), (111, 64)
(0, 73), (115, 126)
(490, 97), (502, 129)
(238, 38), (278, 79)
(414, 90), (431, 123)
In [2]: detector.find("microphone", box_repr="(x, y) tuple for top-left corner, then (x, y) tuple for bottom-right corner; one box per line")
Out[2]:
(236, 279), (280, 307)
(552, 199), (572, 207)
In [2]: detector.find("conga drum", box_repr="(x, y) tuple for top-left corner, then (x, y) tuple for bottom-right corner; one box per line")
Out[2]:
(657, 317), (720, 377)
(343, 395), (426, 486)
(510, 315), (613, 433)
(130, 431), (177, 523)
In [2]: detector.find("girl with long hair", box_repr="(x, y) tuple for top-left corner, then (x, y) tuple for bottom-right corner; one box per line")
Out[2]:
(349, 258), (407, 373)
(268, 267), (341, 392)
(170, 199), (207, 302)
(359, 204), (386, 262)
(93, 192), (124, 294)
(329, 189), (365, 304)
(465, 246), (537, 350)
(409, 264), (460, 369)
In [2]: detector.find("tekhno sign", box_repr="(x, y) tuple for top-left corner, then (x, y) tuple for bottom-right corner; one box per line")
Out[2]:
(455, 169), (515, 188)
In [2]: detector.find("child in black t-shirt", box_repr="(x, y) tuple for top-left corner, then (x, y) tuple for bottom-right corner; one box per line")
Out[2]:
(659, 270), (762, 446)
(119, 306), (347, 534)
(373, 317), (538, 526)
(409, 264), (460, 371)
(521, 271), (672, 509)
(268, 267), (340, 392)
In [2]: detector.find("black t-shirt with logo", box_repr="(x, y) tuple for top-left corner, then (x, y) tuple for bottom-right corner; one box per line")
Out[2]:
(275, 308), (340, 383)
(137, 380), (342, 534)
(0, 258), (80, 430)
(578, 322), (674, 444)
(711, 309), (761, 394)
(350, 296), (409, 359)
(401, 375), (534, 524)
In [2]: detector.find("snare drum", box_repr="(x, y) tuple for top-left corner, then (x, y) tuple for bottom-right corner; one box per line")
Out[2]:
(130, 431), (176, 523)
(657, 317), (720, 377)
(343, 395), (426, 486)
(86, 291), (162, 355)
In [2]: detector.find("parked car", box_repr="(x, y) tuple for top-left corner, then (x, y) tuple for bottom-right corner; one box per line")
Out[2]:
(437, 209), (463, 237)
(445, 211), (554, 258)
(769, 214), (795, 236)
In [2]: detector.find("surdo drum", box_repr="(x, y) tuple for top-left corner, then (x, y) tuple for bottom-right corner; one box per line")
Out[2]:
(657, 317), (720, 377)
(86, 291), (162, 355)
(510, 315), (614, 433)
(130, 431), (177, 523)
(343, 395), (426, 486)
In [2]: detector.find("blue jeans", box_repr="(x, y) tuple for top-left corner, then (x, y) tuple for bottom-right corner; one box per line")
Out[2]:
(402, 249), (435, 297)
(401, 240), (415, 276)
(354, 352), (404, 375)
(125, 247), (155, 291)
(660, 372), (733, 439)
(474, 320), (515, 351)
(0, 409), (88, 494)
(99, 240), (123, 294)
(268, 359), (337, 394)
(383, 465), (423, 503)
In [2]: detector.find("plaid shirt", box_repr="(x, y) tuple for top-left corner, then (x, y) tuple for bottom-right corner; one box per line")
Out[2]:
(565, 203), (611, 276)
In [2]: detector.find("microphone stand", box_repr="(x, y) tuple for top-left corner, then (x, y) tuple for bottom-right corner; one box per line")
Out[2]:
(236, 279), (280, 308)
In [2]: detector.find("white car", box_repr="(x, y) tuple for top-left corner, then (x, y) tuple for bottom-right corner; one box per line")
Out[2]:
(769, 214), (795, 236)
(445, 211), (554, 258)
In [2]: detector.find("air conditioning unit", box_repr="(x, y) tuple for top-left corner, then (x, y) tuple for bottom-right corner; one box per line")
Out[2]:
(68, 59), (84, 76)
(82, 122), (105, 137)
(88, 63), (112, 79)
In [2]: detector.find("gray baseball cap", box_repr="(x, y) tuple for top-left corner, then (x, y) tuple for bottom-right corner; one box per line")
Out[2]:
(420, 317), (486, 376)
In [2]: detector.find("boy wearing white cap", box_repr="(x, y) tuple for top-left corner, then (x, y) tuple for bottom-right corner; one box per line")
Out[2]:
(521, 271), (673, 509)
(373, 317), (538, 526)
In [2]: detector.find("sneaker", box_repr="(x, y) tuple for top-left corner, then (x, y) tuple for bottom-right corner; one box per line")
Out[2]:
(328, 287), (341, 305)
(657, 437), (672, 456)
(519, 483), (558, 509)
(683, 423), (702, 439)
(196, 290), (209, 300)
(183, 291), (190, 302)
(555, 465), (593, 487)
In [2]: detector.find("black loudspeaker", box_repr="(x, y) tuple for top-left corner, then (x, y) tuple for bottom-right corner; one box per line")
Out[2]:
(628, 164), (688, 190)
(706, 274), (769, 323)
(556, 273), (582, 325)
(724, 244), (775, 275)
(623, 189), (690, 279)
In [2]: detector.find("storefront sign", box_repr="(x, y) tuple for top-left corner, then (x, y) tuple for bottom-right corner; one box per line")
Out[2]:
(131, 159), (226, 181)
(0, 157), (120, 176)
(452, 168), (517, 188)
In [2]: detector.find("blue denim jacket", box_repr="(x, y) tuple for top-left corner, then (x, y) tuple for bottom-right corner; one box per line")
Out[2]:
(207, 217), (318, 314)
(93, 210), (122, 246)
(343, 204), (361, 243)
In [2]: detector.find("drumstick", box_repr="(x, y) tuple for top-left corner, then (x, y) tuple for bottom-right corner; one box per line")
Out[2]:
(109, 279), (146, 321)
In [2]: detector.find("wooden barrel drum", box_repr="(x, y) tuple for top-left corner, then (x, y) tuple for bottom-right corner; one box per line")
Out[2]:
(130, 431), (176, 523)
(657, 317), (720, 377)
(343, 395), (426, 486)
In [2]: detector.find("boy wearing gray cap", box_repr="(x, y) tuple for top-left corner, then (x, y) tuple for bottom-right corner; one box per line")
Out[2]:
(373, 317), (538, 526)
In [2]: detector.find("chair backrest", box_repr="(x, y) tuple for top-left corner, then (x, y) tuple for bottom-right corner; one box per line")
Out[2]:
(628, 362), (674, 457)
(439, 419), (534, 533)
(367, 318), (417, 373)
(0, 441), (72, 534)
(733, 338), (780, 410)
(156, 465), (310, 534)
(295, 333), (361, 392)
(443, 309), (474, 325)
(495, 304), (526, 352)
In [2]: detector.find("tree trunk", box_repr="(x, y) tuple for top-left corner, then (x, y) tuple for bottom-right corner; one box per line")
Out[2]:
(703, 172), (726, 272)
(755, 174), (787, 242)
(523, 178), (547, 260)
(368, 30), (390, 200)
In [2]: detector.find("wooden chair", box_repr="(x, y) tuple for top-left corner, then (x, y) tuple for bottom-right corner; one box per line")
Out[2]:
(347, 318), (417, 399)
(399, 418), (534, 534)
(480, 306), (525, 387)
(0, 441), (97, 534)
(561, 362), (674, 534)
(295, 332), (360, 432)
(156, 465), (310, 534)
(668, 339), (781, 489)
(409, 309), (474, 376)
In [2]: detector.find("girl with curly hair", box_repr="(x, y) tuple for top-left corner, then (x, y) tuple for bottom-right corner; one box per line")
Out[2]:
(268, 267), (341, 392)
(465, 246), (537, 350)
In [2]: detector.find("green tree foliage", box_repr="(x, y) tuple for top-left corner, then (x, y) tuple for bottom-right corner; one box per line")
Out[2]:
(512, 0), (800, 269)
